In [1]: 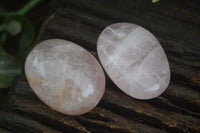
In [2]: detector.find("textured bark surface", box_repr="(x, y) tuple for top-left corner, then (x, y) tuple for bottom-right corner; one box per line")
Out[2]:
(0, 0), (200, 132)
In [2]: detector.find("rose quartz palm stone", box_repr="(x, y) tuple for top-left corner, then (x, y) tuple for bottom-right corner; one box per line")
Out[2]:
(97, 22), (170, 99)
(25, 39), (105, 115)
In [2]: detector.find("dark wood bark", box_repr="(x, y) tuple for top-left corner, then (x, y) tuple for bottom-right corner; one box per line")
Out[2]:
(1, 0), (200, 132)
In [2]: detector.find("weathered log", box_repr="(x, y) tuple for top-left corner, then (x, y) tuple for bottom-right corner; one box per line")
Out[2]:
(1, 0), (200, 132)
(0, 111), (61, 133)
(0, 127), (13, 133)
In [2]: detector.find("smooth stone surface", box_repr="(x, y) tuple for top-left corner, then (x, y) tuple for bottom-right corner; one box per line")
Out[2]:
(25, 39), (105, 115)
(97, 22), (170, 99)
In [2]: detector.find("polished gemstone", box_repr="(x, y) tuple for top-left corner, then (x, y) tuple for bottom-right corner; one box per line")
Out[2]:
(25, 39), (105, 115)
(97, 22), (170, 99)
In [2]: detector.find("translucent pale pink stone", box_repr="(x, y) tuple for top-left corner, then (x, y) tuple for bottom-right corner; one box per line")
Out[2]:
(25, 39), (105, 115)
(97, 22), (170, 99)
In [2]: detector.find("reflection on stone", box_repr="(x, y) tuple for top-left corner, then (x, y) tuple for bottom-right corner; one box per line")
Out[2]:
(25, 39), (105, 115)
(97, 22), (170, 99)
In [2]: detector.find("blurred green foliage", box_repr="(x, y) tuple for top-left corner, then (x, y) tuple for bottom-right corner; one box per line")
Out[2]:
(0, 0), (43, 88)
(152, 0), (160, 3)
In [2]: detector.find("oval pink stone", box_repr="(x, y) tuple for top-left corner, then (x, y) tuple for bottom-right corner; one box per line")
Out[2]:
(97, 22), (170, 99)
(25, 39), (105, 115)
